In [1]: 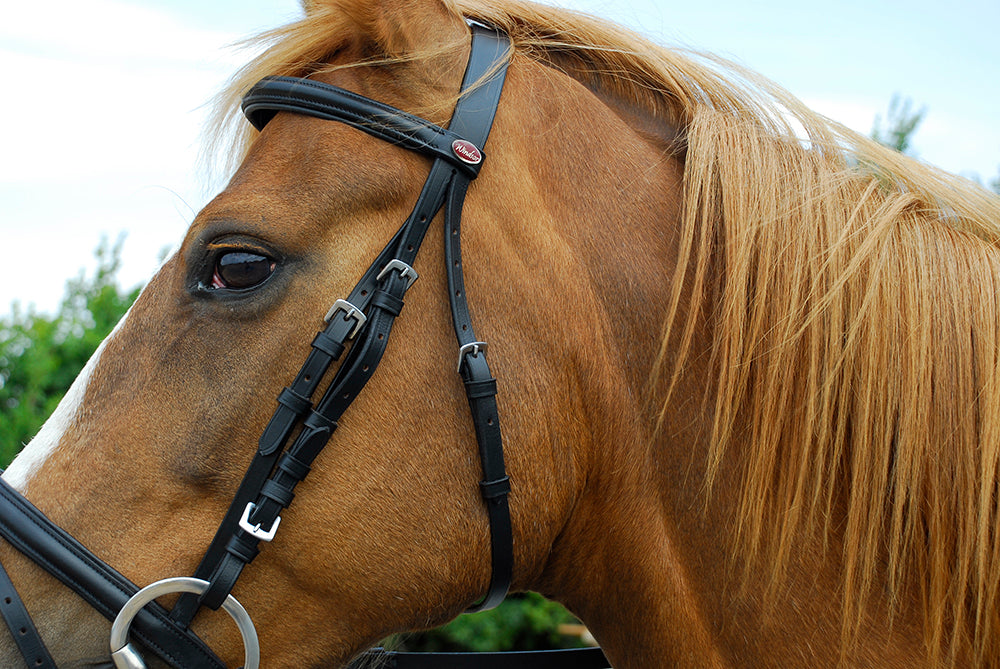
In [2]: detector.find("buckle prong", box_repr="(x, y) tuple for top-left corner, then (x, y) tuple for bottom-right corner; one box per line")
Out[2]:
(239, 502), (281, 542)
(376, 259), (419, 290)
(457, 341), (488, 373)
(324, 299), (367, 338)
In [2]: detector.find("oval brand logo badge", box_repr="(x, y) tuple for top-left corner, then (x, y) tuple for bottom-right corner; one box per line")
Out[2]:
(452, 139), (483, 165)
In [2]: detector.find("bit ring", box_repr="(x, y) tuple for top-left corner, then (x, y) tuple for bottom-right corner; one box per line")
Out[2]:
(110, 577), (259, 669)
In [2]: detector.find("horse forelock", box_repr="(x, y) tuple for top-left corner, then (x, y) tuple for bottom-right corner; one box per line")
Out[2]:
(199, 0), (1000, 663)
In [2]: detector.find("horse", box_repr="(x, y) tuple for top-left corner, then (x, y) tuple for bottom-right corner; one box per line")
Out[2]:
(3, 0), (1000, 666)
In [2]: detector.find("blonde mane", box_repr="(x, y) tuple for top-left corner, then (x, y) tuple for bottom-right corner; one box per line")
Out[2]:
(209, 0), (1000, 663)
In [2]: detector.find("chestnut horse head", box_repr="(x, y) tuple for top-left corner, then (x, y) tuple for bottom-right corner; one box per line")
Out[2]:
(4, 0), (1000, 666)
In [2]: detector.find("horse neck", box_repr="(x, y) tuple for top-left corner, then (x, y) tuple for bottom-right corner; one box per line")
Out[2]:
(498, 61), (932, 666)
(479, 58), (724, 665)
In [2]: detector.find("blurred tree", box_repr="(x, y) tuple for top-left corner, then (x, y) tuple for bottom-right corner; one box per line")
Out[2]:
(390, 592), (589, 652)
(871, 93), (926, 155)
(0, 236), (139, 467)
(870, 95), (999, 198)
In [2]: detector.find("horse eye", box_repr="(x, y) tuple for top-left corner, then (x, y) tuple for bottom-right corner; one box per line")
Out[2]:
(211, 252), (276, 290)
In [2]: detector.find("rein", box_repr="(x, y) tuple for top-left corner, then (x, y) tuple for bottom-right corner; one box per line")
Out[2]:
(0, 24), (608, 669)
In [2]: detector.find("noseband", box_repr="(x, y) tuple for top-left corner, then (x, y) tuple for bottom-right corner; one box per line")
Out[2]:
(0, 24), (607, 669)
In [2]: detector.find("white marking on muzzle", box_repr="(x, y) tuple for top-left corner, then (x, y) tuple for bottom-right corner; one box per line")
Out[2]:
(2, 309), (130, 492)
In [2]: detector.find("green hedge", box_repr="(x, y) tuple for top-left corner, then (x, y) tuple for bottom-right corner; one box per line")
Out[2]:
(390, 592), (588, 652)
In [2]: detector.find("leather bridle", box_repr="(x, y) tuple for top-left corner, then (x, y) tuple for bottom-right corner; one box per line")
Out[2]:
(0, 24), (608, 669)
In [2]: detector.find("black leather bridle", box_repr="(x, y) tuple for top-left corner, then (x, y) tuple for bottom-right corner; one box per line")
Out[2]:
(0, 24), (608, 669)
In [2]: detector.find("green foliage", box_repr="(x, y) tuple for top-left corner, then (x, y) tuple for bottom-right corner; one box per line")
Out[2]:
(871, 93), (926, 155)
(390, 592), (589, 652)
(0, 236), (140, 467)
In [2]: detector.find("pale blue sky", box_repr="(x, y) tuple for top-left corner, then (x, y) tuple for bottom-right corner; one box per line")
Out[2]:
(2, 0), (997, 312)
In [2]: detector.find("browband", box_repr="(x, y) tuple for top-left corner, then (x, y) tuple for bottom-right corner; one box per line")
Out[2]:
(243, 76), (485, 178)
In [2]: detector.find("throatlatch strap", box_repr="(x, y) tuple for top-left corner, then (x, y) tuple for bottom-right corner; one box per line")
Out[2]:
(445, 175), (512, 613)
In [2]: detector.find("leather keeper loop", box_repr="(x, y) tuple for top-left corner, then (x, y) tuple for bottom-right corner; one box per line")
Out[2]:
(276, 387), (311, 415)
(465, 378), (498, 400)
(311, 330), (346, 359)
(260, 480), (295, 508)
(303, 410), (337, 433)
(370, 289), (404, 316)
(479, 476), (511, 500)
(277, 452), (312, 481)
(225, 534), (261, 564)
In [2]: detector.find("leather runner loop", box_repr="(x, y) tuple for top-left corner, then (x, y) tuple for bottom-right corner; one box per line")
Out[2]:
(370, 289), (405, 316)
(199, 556), (246, 611)
(0, 557), (56, 669)
(302, 409), (337, 434)
(310, 330), (345, 358)
(465, 378), (498, 399)
(276, 386), (311, 416)
(479, 476), (511, 500)
(260, 479), (295, 508)
(224, 534), (260, 565)
(276, 452), (311, 481)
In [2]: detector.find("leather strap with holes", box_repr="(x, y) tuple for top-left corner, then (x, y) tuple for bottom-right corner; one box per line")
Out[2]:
(0, 555), (55, 669)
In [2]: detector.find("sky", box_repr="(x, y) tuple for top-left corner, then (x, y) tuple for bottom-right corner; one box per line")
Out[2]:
(2, 0), (998, 313)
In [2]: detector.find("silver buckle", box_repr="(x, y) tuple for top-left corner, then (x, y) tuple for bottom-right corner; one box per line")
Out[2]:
(239, 502), (281, 542)
(457, 341), (488, 373)
(324, 299), (367, 338)
(376, 259), (419, 289)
